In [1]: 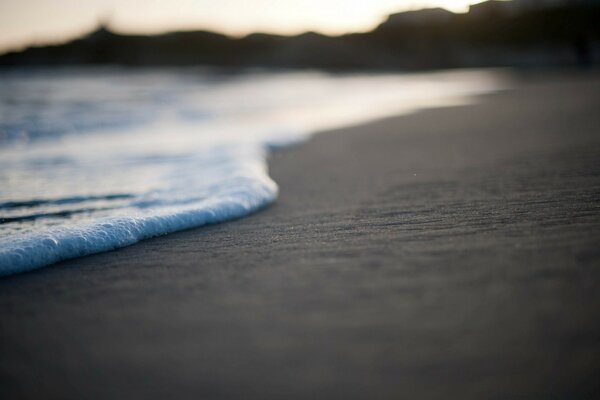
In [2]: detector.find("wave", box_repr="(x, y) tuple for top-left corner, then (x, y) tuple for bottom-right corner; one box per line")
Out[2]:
(0, 68), (506, 277)
(0, 159), (276, 276)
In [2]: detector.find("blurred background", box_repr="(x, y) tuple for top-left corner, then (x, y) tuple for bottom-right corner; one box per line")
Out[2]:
(1, 0), (599, 70)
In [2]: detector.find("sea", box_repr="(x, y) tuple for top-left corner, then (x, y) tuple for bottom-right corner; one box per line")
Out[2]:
(0, 67), (505, 276)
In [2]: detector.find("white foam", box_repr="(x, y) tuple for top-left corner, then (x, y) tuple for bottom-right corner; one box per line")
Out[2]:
(0, 158), (276, 275)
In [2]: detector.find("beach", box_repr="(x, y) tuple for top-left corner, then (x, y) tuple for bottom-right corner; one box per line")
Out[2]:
(1, 71), (599, 399)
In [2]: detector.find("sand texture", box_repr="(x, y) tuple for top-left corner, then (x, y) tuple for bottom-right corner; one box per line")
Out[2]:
(1, 71), (600, 399)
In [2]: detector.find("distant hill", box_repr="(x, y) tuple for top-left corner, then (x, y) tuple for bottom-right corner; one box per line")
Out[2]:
(1, 1), (598, 70)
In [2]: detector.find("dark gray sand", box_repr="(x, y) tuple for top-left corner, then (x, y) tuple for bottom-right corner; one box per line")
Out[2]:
(1, 71), (600, 399)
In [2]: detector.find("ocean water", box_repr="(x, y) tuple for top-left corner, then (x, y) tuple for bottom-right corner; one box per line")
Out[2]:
(0, 68), (504, 276)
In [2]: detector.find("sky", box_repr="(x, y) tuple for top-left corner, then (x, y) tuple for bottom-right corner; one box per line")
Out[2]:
(0, 0), (489, 53)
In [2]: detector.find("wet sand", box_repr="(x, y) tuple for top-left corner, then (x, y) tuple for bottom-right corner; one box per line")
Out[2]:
(1, 71), (600, 399)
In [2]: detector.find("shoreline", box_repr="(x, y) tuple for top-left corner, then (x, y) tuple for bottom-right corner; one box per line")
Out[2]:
(1, 71), (599, 399)
(0, 67), (503, 277)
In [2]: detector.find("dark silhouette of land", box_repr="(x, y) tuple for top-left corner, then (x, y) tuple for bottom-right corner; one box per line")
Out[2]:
(1, 1), (598, 70)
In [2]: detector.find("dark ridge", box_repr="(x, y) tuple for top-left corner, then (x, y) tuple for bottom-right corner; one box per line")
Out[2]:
(0, 194), (134, 210)
(0, 2), (599, 70)
(0, 206), (116, 224)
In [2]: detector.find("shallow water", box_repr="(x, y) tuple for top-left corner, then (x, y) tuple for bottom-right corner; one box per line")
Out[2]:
(0, 67), (505, 276)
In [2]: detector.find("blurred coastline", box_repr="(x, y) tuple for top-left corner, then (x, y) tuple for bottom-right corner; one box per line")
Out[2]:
(1, 0), (598, 71)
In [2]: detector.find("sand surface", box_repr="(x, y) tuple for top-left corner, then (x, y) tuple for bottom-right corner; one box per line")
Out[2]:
(1, 71), (600, 399)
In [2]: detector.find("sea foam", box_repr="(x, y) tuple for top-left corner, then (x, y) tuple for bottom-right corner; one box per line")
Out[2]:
(0, 68), (505, 276)
(0, 161), (276, 275)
